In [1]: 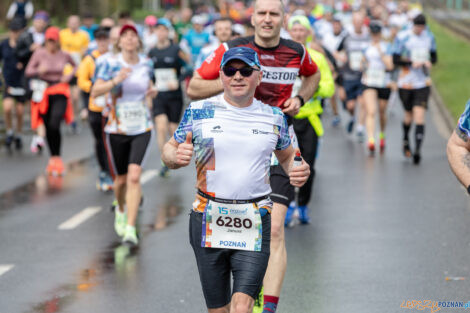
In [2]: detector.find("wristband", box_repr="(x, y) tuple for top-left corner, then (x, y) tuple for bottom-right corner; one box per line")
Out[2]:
(295, 95), (305, 106)
(467, 185), (470, 195)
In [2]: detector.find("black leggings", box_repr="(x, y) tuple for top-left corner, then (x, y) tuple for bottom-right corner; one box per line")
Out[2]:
(293, 117), (319, 207)
(88, 110), (109, 173)
(41, 95), (67, 156)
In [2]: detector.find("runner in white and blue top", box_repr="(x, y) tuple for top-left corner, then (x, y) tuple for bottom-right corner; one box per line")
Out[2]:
(91, 24), (157, 246)
(361, 22), (394, 155)
(161, 47), (310, 312)
(392, 14), (437, 164)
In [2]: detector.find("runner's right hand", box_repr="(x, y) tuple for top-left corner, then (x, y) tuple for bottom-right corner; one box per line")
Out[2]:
(176, 132), (193, 167)
(114, 67), (133, 84)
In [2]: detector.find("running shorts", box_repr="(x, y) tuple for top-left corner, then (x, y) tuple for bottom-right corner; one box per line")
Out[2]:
(3, 86), (27, 103)
(105, 131), (152, 176)
(398, 87), (430, 111)
(152, 93), (184, 123)
(363, 86), (391, 100)
(189, 210), (271, 308)
(343, 79), (364, 101)
(269, 165), (295, 207)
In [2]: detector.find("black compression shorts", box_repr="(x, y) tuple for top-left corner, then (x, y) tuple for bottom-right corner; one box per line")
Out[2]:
(105, 131), (152, 176)
(363, 86), (392, 100)
(269, 164), (295, 207)
(152, 93), (184, 123)
(189, 210), (271, 309)
(399, 87), (430, 111)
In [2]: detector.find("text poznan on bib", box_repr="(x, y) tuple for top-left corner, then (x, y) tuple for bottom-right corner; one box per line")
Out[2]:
(202, 201), (262, 251)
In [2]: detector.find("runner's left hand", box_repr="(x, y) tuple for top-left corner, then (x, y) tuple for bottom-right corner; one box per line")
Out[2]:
(289, 151), (310, 187)
(282, 97), (301, 116)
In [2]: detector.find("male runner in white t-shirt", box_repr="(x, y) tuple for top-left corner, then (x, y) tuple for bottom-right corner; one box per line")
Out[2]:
(162, 47), (310, 313)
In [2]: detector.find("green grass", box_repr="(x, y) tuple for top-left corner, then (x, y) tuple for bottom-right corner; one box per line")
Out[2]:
(429, 18), (470, 121)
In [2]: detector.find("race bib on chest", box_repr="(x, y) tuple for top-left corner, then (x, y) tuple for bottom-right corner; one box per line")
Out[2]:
(365, 68), (386, 87)
(116, 101), (148, 133)
(202, 201), (262, 251)
(30, 79), (48, 102)
(349, 51), (363, 71)
(410, 48), (429, 63)
(155, 68), (178, 92)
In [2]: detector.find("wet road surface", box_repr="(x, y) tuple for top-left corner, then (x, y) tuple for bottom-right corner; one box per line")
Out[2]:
(0, 96), (469, 313)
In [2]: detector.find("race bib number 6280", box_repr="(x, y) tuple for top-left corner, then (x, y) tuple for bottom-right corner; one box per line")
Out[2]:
(202, 201), (262, 251)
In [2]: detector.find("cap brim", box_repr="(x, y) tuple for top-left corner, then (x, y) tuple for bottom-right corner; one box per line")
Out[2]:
(221, 56), (257, 68)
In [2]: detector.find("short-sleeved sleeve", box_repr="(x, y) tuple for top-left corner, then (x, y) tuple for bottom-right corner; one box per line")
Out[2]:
(458, 100), (470, 138)
(95, 59), (113, 81)
(275, 110), (291, 150)
(196, 44), (226, 80)
(298, 44), (318, 77)
(391, 36), (404, 55)
(174, 104), (193, 143)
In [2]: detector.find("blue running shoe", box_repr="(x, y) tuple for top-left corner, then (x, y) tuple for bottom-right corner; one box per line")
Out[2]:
(332, 115), (341, 127)
(284, 204), (296, 227)
(298, 205), (310, 224)
(347, 118), (355, 134)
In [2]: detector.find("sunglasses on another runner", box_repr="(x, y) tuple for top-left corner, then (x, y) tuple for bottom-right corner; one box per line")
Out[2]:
(222, 66), (260, 77)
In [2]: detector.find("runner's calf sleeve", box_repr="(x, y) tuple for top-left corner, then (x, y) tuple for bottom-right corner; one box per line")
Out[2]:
(402, 122), (411, 141)
(415, 124), (425, 153)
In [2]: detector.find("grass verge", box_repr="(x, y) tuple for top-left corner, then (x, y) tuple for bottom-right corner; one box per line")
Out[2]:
(429, 17), (470, 121)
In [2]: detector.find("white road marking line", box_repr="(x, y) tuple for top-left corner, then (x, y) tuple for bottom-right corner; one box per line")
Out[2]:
(0, 265), (14, 277)
(141, 169), (158, 185)
(58, 207), (102, 230)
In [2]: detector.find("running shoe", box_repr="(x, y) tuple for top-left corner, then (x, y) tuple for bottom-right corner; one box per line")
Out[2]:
(122, 225), (138, 246)
(14, 136), (23, 150)
(332, 115), (341, 127)
(110, 199), (118, 212)
(379, 138), (386, 153)
(46, 156), (65, 176)
(368, 138), (375, 154)
(4, 134), (13, 150)
(114, 209), (127, 237)
(103, 172), (114, 191)
(253, 286), (264, 313)
(30, 135), (45, 154)
(403, 140), (412, 158)
(413, 152), (421, 165)
(357, 129), (365, 143)
(346, 118), (355, 134)
(298, 205), (311, 224)
(97, 171), (113, 192)
(284, 203), (296, 227)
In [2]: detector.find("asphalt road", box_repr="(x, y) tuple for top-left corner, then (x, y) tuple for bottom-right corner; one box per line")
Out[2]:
(0, 94), (469, 313)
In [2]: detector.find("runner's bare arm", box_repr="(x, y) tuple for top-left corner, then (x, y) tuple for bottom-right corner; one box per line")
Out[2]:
(297, 70), (321, 103)
(187, 71), (223, 100)
(447, 128), (470, 188)
(91, 68), (132, 98)
(274, 146), (310, 187)
(162, 134), (193, 169)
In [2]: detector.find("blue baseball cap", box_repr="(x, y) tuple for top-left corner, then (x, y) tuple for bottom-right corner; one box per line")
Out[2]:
(221, 47), (261, 69)
(156, 18), (172, 29)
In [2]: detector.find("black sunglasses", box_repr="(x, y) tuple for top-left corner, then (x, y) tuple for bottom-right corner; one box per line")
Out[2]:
(222, 66), (260, 77)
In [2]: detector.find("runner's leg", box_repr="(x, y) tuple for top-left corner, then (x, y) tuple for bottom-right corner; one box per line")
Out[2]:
(363, 88), (377, 144)
(263, 202), (287, 297)
(125, 163), (142, 227)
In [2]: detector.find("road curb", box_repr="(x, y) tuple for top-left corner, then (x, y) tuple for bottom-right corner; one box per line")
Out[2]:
(431, 84), (455, 134)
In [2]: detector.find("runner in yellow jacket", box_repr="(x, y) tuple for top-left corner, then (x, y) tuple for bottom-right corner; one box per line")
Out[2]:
(287, 15), (335, 225)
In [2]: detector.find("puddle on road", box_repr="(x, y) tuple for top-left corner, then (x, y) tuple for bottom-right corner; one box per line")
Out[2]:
(0, 159), (92, 211)
(26, 176), (185, 313)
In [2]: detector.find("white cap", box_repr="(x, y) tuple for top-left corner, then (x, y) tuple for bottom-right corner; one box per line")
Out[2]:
(191, 15), (206, 25)
(232, 24), (246, 36)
